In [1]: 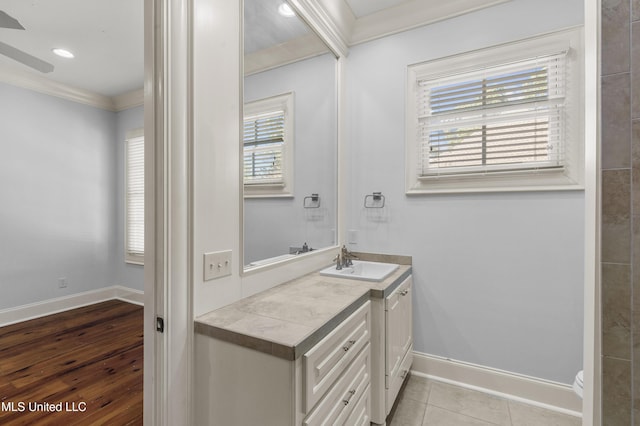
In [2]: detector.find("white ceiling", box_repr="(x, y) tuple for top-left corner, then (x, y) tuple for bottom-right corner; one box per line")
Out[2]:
(0, 0), (500, 101)
(244, 0), (313, 53)
(0, 0), (143, 98)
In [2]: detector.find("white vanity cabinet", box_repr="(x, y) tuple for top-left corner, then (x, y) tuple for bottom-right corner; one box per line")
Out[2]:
(370, 274), (413, 425)
(385, 276), (413, 414)
(194, 300), (371, 425)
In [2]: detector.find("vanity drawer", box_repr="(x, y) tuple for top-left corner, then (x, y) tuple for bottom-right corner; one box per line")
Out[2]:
(303, 301), (371, 411)
(303, 343), (370, 426)
(386, 344), (413, 413)
(344, 384), (371, 426)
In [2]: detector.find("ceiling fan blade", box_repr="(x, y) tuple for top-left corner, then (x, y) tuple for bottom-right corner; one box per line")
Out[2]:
(0, 41), (54, 73)
(0, 11), (24, 30)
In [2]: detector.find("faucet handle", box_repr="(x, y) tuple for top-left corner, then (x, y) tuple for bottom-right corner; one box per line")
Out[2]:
(333, 253), (343, 270)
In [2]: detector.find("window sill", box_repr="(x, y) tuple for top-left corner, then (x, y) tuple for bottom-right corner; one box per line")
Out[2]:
(244, 184), (293, 198)
(406, 170), (584, 194)
(125, 256), (144, 266)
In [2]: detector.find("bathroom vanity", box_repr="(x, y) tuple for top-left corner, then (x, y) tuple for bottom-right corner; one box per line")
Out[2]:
(194, 255), (412, 425)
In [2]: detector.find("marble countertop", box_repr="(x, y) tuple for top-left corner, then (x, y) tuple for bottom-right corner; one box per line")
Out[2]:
(195, 254), (412, 361)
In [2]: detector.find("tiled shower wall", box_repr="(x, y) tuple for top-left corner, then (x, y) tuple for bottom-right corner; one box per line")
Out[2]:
(602, 0), (639, 424)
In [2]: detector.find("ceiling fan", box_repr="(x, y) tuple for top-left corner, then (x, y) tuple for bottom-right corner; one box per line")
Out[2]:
(0, 10), (54, 73)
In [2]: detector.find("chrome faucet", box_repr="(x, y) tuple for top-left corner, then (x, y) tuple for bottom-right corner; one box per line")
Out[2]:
(334, 245), (358, 270)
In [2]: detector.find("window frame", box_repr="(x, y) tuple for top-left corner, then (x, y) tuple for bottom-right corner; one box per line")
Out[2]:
(125, 128), (144, 265)
(243, 92), (294, 198)
(405, 27), (584, 194)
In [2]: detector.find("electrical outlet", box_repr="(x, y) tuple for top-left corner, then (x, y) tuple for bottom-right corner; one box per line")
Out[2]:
(203, 250), (232, 281)
(348, 229), (359, 245)
(58, 277), (68, 289)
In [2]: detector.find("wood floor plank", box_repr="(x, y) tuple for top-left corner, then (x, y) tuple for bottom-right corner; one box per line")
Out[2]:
(0, 300), (143, 425)
(0, 307), (142, 375)
(0, 300), (137, 344)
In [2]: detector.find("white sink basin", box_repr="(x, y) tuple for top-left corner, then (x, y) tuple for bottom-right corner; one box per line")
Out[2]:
(320, 260), (399, 282)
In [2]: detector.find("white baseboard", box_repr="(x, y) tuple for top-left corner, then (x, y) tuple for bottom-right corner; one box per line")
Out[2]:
(0, 285), (144, 327)
(114, 285), (145, 306)
(411, 351), (582, 417)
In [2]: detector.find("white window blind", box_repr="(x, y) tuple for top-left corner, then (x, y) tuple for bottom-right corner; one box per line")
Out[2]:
(126, 136), (144, 262)
(243, 110), (285, 185)
(416, 52), (567, 178)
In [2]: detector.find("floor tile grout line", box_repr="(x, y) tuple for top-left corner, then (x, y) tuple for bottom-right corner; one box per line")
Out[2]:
(424, 403), (505, 426)
(506, 399), (514, 426)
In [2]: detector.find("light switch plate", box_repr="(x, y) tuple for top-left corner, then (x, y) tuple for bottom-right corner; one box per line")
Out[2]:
(203, 250), (232, 281)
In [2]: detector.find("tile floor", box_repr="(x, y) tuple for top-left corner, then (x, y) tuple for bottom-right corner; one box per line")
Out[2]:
(387, 375), (581, 426)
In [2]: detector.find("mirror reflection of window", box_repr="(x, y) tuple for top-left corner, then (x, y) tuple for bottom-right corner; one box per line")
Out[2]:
(243, 0), (338, 268)
(243, 92), (294, 197)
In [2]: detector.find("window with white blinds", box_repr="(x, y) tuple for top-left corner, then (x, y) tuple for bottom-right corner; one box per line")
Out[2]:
(125, 134), (144, 264)
(243, 92), (294, 197)
(405, 28), (584, 193)
(419, 53), (566, 176)
(243, 110), (285, 185)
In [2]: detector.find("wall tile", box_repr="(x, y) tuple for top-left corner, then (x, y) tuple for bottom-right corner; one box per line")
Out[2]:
(633, 123), (640, 216)
(633, 23), (640, 118)
(602, 263), (632, 359)
(602, 356), (632, 425)
(602, 74), (631, 170)
(602, 170), (632, 264)
(603, 0), (631, 75)
(635, 216), (640, 425)
(633, 121), (640, 169)
(634, 324), (640, 424)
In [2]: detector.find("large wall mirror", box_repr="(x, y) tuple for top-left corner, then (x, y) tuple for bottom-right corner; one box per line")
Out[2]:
(243, 0), (338, 269)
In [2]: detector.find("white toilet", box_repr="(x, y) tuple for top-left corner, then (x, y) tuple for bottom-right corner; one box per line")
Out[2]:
(573, 370), (583, 398)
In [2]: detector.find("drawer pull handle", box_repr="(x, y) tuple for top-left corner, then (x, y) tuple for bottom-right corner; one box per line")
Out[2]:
(342, 389), (356, 406)
(400, 290), (409, 296)
(343, 339), (357, 352)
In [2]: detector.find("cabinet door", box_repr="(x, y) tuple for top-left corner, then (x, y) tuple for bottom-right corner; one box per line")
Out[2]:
(385, 276), (412, 385)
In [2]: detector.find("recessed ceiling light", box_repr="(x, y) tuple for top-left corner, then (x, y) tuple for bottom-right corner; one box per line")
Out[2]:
(52, 48), (74, 59)
(278, 3), (296, 17)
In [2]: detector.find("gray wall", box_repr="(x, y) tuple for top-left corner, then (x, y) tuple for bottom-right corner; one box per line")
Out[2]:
(0, 83), (144, 310)
(345, 0), (584, 384)
(243, 53), (337, 265)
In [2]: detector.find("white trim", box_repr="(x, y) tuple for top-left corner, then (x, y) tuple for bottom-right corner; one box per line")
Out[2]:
(0, 286), (144, 327)
(127, 127), (145, 140)
(405, 26), (584, 194)
(288, 0), (349, 58)
(244, 34), (329, 76)
(114, 285), (146, 306)
(113, 88), (145, 111)
(582, 0), (601, 424)
(0, 64), (143, 112)
(111, 89), (144, 112)
(350, 0), (511, 46)
(243, 92), (295, 197)
(411, 351), (582, 416)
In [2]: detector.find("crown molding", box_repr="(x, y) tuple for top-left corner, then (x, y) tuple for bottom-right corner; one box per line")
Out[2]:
(245, 33), (330, 76)
(0, 64), (143, 112)
(350, 0), (511, 45)
(288, 0), (350, 58)
(113, 88), (144, 111)
(1, 1), (510, 110)
(312, 0), (512, 49)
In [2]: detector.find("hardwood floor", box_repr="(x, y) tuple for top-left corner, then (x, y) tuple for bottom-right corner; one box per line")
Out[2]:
(0, 300), (143, 425)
